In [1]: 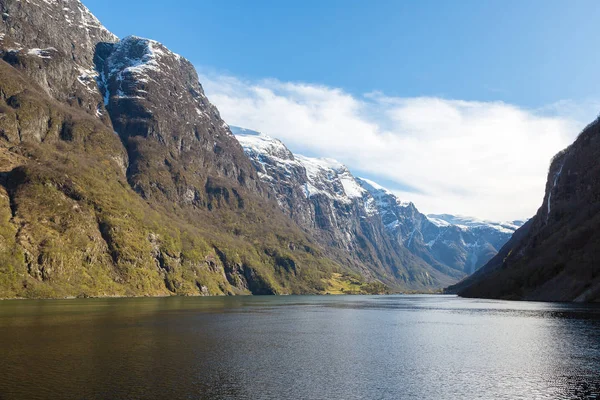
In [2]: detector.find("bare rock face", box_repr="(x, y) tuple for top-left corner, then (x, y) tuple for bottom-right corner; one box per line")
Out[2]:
(236, 128), (525, 290)
(236, 129), (500, 290)
(453, 118), (600, 302)
(0, 0), (369, 298)
(95, 36), (262, 207)
(0, 0), (117, 120)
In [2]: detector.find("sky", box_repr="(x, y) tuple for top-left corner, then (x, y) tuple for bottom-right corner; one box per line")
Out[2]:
(85, 0), (600, 220)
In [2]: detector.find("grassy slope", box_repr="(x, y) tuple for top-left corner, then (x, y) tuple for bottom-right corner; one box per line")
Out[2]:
(0, 60), (370, 298)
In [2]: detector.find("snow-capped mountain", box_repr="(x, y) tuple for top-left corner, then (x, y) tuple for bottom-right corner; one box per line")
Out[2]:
(233, 127), (447, 289)
(235, 127), (524, 284)
(357, 178), (524, 274)
(0, 0), (342, 298)
(424, 215), (525, 272)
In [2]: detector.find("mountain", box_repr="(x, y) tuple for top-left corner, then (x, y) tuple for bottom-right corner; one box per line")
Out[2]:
(0, 0), (380, 298)
(0, 0), (526, 298)
(356, 180), (524, 275)
(422, 214), (524, 274)
(234, 128), (522, 289)
(234, 128), (451, 290)
(450, 117), (600, 302)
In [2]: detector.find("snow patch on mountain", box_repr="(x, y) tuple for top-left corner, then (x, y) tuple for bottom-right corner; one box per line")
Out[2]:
(358, 177), (413, 208)
(107, 36), (165, 86)
(235, 126), (523, 276)
(426, 214), (523, 234)
(26, 47), (57, 58)
(295, 155), (367, 203)
(236, 132), (294, 162)
(426, 216), (452, 228)
(235, 129), (370, 208)
(99, 35), (193, 108)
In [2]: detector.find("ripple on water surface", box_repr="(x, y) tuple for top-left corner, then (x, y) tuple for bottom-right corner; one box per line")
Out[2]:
(0, 295), (599, 400)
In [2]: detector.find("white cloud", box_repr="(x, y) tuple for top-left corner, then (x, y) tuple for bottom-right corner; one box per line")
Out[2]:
(199, 71), (599, 221)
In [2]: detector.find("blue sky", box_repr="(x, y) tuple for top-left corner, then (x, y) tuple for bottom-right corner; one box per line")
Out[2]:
(84, 0), (600, 220)
(87, 0), (599, 108)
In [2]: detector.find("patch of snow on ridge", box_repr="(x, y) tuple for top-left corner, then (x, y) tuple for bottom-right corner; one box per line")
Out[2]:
(27, 47), (57, 58)
(295, 155), (344, 178)
(236, 132), (293, 161)
(77, 66), (100, 92)
(110, 37), (162, 77)
(357, 177), (413, 208)
(107, 36), (185, 80)
(235, 130), (368, 204)
(356, 177), (391, 194)
(105, 36), (187, 101)
(426, 214), (523, 234)
(230, 126), (261, 136)
(426, 216), (451, 227)
(340, 176), (366, 199)
(295, 155), (367, 202)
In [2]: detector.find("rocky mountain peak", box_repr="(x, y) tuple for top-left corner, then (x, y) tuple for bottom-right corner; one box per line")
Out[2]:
(235, 128), (372, 211)
(232, 128), (295, 161)
(92, 35), (263, 206)
(0, 0), (117, 116)
(235, 127), (523, 287)
(99, 34), (221, 125)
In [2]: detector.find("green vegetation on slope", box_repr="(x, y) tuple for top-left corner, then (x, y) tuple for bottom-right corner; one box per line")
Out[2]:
(0, 60), (382, 298)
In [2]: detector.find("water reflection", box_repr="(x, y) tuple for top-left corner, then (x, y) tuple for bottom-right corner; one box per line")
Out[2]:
(0, 295), (599, 400)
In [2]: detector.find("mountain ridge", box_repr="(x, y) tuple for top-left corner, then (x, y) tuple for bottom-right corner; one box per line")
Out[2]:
(0, 0), (386, 298)
(234, 127), (523, 287)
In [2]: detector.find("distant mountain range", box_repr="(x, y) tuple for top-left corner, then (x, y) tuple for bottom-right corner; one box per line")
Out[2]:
(2, 0), (590, 300)
(234, 127), (523, 290)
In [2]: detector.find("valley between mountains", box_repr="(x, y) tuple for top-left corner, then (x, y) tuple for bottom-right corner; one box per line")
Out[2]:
(0, 0), (597, 302)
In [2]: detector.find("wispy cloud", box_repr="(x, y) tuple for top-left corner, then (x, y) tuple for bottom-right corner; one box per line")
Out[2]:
(199, 70), (599, 221)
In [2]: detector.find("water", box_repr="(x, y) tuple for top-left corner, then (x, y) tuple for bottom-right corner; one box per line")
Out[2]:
(0, 295), (599, 400)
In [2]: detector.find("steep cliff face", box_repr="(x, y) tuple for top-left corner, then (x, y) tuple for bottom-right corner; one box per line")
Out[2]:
(452, 117), (600, 302)
(235, 129), (448, 289)
(96, 36), (262, 207)
(235, 128), (522, 290)
(0, 0), (372, 298)
(358, 179), (523, 275)
(0, 0), (117, 119)
(0, 0), (532, 298)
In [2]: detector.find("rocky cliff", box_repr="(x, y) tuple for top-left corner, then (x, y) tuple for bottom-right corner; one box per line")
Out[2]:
(0, 0), (529, 298)
(0, 0), (377, 298)
(234, 129), (450, 289)
(357, 179), (523, 276)
(451, 117), (600, 302)
(235, 128), (522, 290)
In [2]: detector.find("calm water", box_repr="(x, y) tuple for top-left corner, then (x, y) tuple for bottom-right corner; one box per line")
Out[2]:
(0, 295), (599, 400)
